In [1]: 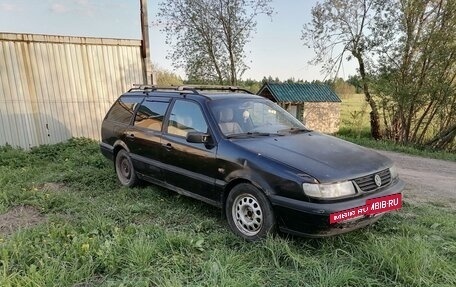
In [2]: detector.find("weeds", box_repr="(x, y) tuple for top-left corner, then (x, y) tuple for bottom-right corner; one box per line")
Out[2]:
(0, 138), (455, 286)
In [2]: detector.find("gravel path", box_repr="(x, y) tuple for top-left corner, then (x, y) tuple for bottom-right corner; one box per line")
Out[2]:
(375, 150), (456, 208)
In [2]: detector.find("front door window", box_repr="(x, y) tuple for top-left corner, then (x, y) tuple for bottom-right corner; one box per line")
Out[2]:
(167, 100), (208, 137)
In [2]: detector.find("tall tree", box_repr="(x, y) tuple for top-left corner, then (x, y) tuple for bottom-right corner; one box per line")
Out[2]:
(374, 0), (456, 149)
(157, 0), (273, 85)
(302, 0), (389, 139)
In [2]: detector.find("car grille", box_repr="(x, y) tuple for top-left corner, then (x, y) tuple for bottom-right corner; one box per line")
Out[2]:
(354, 169), (391, 192)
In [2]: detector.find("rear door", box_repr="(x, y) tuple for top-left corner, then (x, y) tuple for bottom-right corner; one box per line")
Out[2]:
(127, 99), (170, 180)
(161, 99), (219, 203)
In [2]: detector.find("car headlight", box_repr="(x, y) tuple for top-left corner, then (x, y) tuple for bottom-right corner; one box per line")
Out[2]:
(303, 181), (356, 199)
(389, 165), (398, 179)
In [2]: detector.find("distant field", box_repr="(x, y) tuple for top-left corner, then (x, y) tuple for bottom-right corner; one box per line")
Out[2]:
(339, 93), (371, 137)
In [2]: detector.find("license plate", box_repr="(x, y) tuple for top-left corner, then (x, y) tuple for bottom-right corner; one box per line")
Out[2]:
(330, 193), (402, 224)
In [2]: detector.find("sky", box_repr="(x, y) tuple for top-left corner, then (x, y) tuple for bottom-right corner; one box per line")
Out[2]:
(0, 0), (357, 81)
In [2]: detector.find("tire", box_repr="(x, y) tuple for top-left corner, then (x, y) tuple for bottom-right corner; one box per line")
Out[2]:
(225, 183), (276, 241)
(115, 149), (139, 187)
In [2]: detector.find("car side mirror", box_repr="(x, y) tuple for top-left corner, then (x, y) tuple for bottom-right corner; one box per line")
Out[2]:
(186, 132), (210, 144)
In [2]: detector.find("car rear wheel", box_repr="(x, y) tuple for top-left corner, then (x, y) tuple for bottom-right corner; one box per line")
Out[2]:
(226, 183), (276, 241)
(115, 149), (138, 187)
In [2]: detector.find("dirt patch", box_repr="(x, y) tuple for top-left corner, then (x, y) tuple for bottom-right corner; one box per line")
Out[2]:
(375, 150), (456, 208)
(0, 205), (46, 236)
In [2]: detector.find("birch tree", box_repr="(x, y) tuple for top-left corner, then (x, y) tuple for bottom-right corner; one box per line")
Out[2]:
(157, 0), (273, 85)
(302, 0), (390, 139)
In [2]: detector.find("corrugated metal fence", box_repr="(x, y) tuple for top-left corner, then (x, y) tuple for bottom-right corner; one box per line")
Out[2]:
(0, 32), (145, 149)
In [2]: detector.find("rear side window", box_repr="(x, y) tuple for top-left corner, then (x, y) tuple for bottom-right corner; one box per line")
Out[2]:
(134, 101), (169, 130)
(106, 97), (139, 124)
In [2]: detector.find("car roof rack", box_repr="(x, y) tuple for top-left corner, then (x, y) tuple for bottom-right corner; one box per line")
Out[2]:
(185, 85), (254, 94)
(128, 84), (253, 95)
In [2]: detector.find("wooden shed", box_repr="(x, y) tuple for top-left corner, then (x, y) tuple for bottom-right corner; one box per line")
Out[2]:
(257, 82), (342, 133)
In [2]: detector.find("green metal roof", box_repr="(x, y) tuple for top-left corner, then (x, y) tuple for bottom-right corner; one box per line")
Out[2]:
(257, 83), (341, 103)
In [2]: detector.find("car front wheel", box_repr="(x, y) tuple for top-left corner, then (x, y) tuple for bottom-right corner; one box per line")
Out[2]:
(115, 149), (138, 187)
(226, 183), (276, 241)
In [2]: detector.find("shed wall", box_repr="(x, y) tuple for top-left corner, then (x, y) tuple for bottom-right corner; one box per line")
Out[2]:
(303, 102), (340, 134)
(0, 33), (144, 149)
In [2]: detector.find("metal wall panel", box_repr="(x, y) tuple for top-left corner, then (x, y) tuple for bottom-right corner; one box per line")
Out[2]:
(0, 32), (144, 149)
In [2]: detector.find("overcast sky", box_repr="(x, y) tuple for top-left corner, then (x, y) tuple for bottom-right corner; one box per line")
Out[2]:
(0, 0), (357, 81)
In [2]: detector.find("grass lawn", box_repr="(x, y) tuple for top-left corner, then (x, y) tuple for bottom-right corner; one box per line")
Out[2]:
(0, 138), (455, 286)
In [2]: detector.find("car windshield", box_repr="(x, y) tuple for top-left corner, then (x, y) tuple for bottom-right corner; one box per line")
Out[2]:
(209, 98), (309, 137)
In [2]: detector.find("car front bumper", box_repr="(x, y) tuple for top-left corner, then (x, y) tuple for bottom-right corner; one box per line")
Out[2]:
(269, 179), (406, 237)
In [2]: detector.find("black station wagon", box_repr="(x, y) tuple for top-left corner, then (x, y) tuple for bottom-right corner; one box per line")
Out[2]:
(100, 85), (405, 240)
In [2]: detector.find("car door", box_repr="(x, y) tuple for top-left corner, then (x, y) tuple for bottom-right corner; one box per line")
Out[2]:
(127, 99), (170, 181)
(161, 99), (219, 203)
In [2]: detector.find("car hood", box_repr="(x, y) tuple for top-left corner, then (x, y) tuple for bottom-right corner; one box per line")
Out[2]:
(233, 132), (392, 183)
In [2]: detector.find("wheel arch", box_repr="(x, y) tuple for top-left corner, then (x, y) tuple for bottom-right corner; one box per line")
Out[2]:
(221, 176), (272, 218)
(112, 140), (131, 172)
(113, 140), (130, 157)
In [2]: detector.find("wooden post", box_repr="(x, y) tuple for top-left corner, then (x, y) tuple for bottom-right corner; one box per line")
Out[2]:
(140, 0), (155, 85)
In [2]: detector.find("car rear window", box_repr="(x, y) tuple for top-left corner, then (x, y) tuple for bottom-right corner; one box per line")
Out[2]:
(105, 97), (141, 124)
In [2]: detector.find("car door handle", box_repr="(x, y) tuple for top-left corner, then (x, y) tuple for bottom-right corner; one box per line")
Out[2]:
(162, 143), (173, 150)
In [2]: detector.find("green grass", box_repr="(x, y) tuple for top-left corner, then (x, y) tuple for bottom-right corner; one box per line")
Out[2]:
(337, 135), (456, 161)
(1, 138), (455, 286)
(338, 94), (456, 161)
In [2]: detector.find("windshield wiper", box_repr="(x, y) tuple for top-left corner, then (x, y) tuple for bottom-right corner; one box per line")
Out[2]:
(278, 127), (311, 134)
(226, 132), (273, 139)
(247, 131), (271, 136)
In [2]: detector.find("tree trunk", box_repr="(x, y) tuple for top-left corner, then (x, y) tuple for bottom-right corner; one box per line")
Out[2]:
(425, 123), (456, 150)
(411, 99), (434, 142)
(209, 48), (224, 84)
(417, 105), (438, 144)
(354, 52), (382, 140)
(219, 1), (237, 85)
(228, 45), (237, 85)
